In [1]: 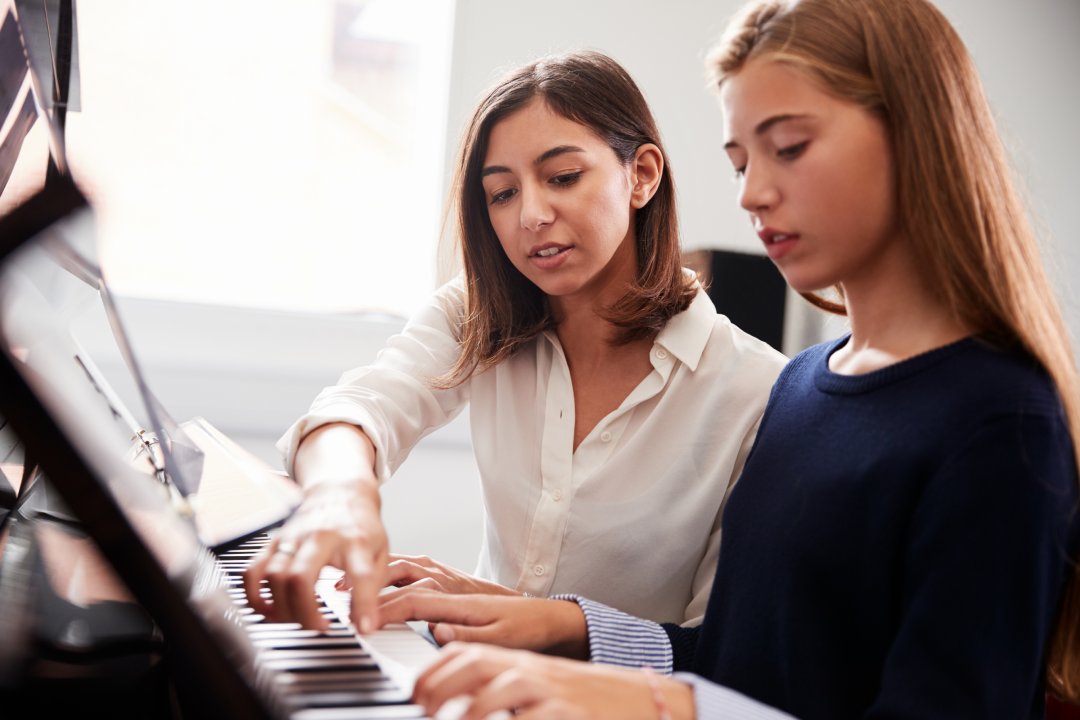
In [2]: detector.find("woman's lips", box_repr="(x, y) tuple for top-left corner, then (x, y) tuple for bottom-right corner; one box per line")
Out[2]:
(529, 244), (573, 269)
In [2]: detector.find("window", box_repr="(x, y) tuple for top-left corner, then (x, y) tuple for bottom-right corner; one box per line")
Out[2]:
(2, 0), (455, 317)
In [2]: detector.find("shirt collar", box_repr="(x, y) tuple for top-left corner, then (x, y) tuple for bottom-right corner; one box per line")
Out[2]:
(654, 283), (714, 373)
(540, 272), (715, 371)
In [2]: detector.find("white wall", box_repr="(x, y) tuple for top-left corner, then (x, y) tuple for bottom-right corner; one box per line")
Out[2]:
(445, 0), (1080, 345)
(81, 0), (1080, 574)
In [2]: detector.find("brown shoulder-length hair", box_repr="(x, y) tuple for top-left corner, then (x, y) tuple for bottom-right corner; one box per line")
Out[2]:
(710, 0), (1080, 702)
(442, 50), (695, 385)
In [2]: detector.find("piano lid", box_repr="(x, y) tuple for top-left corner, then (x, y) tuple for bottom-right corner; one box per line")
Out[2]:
(0, 179), (275, 718)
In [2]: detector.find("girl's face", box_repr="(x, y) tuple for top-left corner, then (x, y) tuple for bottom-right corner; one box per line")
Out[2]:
(720, 59), (899, 295)
(481, 97), (648, 305)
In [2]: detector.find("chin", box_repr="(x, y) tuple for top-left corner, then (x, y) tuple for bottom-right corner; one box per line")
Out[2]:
(527, 273), (584, 298)
(777, 268), (837, 297)
(536, 282), (580, 299)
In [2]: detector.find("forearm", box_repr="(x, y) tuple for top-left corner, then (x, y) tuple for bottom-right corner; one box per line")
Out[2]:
(293, 422), (381, 503)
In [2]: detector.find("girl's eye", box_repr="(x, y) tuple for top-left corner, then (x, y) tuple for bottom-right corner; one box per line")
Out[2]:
(490, 188), (517, 206)
(550, 171), (583, 187)
(732, 166), (746, 181)
(777, 141), (808, 160)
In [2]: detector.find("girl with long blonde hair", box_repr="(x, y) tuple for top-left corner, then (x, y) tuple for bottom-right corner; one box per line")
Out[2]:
(376, 1), (1080, 717)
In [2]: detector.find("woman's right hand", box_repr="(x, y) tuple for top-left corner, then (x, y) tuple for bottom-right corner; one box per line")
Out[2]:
(242, 423), (387, 633)
(243, 484), (388, 633)
(377, 589), (590, 659)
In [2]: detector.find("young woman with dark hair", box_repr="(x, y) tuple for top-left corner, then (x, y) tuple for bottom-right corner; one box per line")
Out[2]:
(243, 50), (785, 636)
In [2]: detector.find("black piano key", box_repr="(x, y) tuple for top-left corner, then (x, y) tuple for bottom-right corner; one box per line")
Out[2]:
(259, 648), (374, 662)
(260, 657), (380, 673)
(247, 628), (357, 641)
(252, 637), (362, 650)
(291, 705), (427, 719)
(288, 689), (411, 709)
(275, 674), (398, 693)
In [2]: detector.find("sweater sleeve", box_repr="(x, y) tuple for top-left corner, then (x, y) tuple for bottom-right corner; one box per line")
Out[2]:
(661, 621), (702, 673)
(866, 411), (1078, 719)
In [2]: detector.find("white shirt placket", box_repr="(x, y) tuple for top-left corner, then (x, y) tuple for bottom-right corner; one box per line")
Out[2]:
(517, 340), (575, 595)
(516, 338), (676, 596)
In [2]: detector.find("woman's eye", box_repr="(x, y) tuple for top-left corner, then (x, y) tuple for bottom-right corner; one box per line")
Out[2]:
(777, 141), (808, 160)
(550, 171), (583, 187)
(732, 166), (746, 181)
(490, 188), (517, 206)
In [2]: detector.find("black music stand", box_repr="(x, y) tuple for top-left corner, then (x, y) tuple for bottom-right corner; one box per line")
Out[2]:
(706, 249), (787, 354)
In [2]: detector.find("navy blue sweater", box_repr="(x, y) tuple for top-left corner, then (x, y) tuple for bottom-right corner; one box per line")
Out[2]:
(665, 336), (1078, 719)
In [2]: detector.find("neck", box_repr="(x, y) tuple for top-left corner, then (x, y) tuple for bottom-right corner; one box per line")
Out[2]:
(831, 244), (969, 375)
(554, 302), (621, 366)
(549, 234), (640, 364)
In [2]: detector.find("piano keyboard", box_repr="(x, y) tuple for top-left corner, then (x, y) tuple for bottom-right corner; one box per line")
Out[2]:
(215, 534), (439, 720)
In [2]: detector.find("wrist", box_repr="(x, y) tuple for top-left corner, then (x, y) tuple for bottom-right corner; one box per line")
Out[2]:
(545, 599), (589, 660)
(659, 676), (695, 720)
(642, 667), (672, 720)
(303, 474), (379, 495)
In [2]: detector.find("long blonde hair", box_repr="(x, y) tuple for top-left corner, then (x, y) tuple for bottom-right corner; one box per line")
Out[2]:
(710, 0), (1080, 701)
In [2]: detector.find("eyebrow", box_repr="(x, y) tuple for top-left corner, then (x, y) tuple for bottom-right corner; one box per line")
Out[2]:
(723, 113), (810, 150)
(481, 145), (586, 177)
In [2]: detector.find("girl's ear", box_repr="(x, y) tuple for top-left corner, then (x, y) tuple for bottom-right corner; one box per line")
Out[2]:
(630, 143), (664, 209)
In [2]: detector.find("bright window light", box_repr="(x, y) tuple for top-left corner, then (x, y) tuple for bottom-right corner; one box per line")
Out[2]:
(12, 0), (456, 318)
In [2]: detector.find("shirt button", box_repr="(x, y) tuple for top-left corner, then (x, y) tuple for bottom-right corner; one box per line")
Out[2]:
(533, 565), (545, 576)
(600, 431), (612, 443)
(551, 489), (562, 502)
(655, 348), (668, 360)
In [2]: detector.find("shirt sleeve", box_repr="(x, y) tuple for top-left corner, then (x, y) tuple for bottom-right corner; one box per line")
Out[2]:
(675, 673), (798, 720)
(552, 595), (672, 673)
(276, 277), (471, 482)
(554, 595), (799, 718)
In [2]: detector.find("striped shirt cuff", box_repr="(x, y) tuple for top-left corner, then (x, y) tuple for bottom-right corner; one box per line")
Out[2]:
(674, 673), (797, 720)
(551, 594), (672, 673)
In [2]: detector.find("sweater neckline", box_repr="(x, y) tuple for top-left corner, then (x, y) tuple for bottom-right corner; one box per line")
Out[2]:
(814, 334), (978, 395)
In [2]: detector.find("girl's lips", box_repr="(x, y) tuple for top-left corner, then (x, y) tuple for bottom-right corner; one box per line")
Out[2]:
(762, 233), (799, 260)
(530, 245), (573, 269)
(756, 227), (799, 260)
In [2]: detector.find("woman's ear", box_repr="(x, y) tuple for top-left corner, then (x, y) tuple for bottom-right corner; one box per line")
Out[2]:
(630, 143), (664, 209)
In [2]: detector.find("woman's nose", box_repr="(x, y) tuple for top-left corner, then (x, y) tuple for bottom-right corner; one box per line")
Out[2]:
(520, 187), (554, 231)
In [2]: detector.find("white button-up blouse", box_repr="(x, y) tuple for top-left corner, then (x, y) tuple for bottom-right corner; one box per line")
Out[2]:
(278, 276), (786, 626)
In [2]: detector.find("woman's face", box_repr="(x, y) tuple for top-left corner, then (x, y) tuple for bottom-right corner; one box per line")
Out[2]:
(480, 97), (642, 305)
(720, 59), (899, 295)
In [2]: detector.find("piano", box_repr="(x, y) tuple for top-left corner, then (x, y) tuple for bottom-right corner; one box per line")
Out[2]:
(0, 178), (441, 719)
